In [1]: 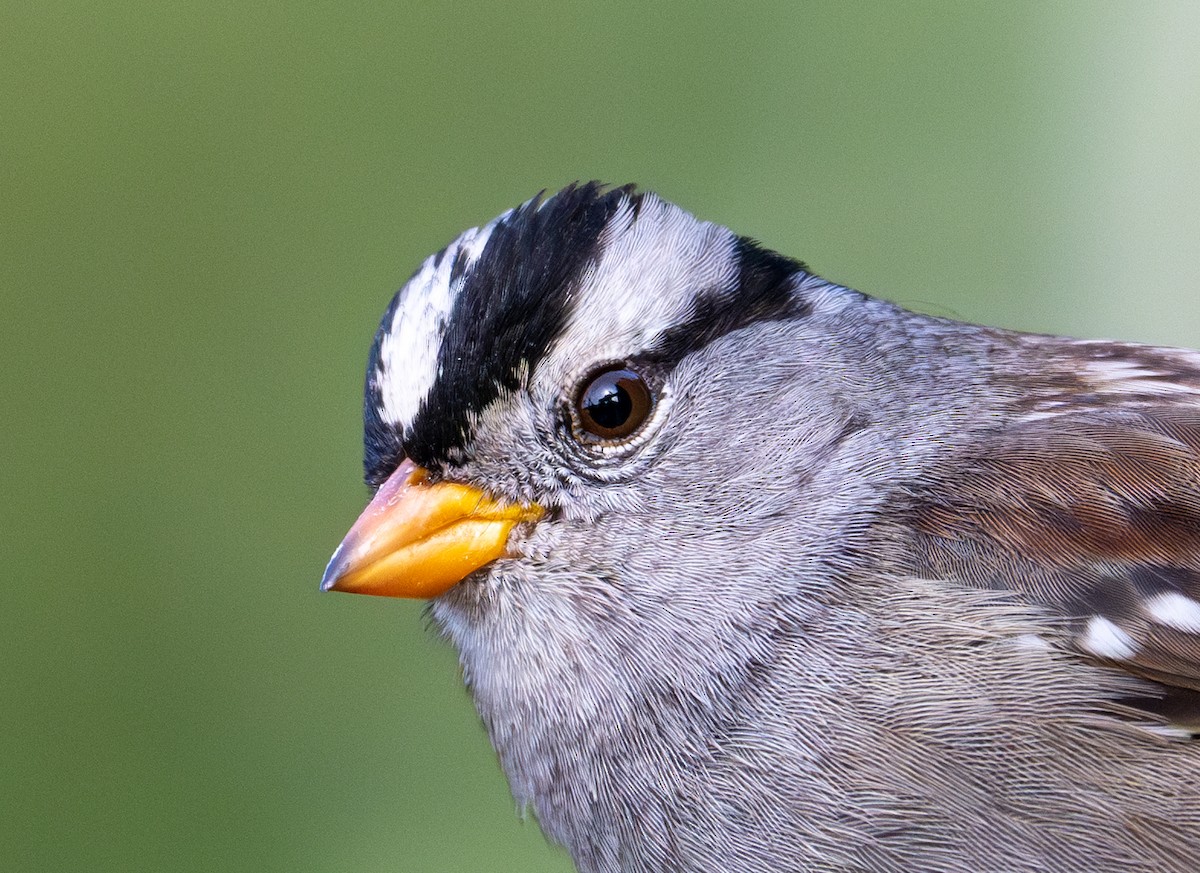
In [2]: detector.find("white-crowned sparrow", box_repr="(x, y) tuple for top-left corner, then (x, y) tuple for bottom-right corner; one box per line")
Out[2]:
(323, 183), (1200, 872)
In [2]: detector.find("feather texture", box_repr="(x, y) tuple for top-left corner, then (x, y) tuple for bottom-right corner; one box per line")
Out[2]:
(899, 339), (1200, 726)
(342, 184), (1200, 871)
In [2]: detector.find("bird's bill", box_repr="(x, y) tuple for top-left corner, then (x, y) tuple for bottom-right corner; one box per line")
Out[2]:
(321, 459), (543, 599)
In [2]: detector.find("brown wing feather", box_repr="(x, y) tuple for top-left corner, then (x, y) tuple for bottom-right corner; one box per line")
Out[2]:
(898, 405), (1200, 715)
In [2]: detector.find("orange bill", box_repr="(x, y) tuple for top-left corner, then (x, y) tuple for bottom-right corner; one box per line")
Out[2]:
(321, 459), (543, 598)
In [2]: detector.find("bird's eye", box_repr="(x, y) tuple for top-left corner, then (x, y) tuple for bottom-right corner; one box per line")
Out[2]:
(576, 367), (653, 441)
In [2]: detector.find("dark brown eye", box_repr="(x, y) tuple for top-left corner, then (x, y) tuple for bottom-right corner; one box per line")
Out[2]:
(576, 368), (653, 440)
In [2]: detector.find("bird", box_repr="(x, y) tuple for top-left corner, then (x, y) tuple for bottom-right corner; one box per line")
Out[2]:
(323, 182), (1200, 872)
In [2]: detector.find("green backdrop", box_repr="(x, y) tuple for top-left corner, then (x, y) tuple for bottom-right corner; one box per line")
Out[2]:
(5, 3), (1199, 871)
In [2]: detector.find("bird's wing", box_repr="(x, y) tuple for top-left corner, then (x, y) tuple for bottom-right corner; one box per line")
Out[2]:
(898, 400), (1200, 727)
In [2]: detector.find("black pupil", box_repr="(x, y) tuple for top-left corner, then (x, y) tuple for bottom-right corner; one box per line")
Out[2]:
(584, 376), (633, 429)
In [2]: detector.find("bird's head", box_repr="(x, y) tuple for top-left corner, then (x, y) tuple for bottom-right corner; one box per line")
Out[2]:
(321, 182), (931, 741)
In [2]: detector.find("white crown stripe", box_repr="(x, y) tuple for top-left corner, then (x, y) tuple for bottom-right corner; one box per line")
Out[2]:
(376, 213), (508, 429)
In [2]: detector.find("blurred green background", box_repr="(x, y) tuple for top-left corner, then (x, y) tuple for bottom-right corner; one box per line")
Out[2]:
(5, 2), (1199, 871)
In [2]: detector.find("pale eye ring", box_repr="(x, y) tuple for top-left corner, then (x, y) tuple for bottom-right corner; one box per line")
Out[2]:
(575, 367), (653, 441)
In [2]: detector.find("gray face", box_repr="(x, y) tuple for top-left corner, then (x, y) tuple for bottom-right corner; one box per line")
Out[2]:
(355, 183), (1200, 873)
